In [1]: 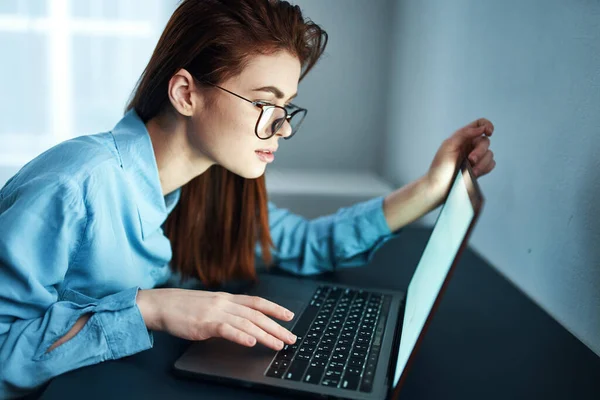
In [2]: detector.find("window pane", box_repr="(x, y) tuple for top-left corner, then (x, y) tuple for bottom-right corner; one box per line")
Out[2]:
(0, 0), (46, 16)
(71, 0), (154, 21)
(0, 1), (19, 14)
(72, 35), (156, 135)
(0, 31), (49, 136)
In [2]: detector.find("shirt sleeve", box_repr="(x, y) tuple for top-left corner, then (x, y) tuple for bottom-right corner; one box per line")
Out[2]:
(0, 177), (152, 398)
(259, 196), (400, 275)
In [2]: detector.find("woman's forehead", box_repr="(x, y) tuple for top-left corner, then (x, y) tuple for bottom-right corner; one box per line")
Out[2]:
(232, 52), (301, 96)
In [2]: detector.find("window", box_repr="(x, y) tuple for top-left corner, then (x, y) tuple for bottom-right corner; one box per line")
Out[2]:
(0, 0), (169, 168)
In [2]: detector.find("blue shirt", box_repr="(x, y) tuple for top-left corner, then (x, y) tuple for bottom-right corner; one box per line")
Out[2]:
(0, 110), (395, 398)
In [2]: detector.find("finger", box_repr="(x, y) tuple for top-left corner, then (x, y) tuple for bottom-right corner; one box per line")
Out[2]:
(458, 124), (488, 141)
(468, 136), (490, 163)
(227, 314), (285, 350)
(233, 295), (294, 322)
(206, 322), (257, 348)
(478, 157), (496, 176)
(462, 118), (494, 135)
(228, 303), (297, 345)
(473, 150), (494, 176)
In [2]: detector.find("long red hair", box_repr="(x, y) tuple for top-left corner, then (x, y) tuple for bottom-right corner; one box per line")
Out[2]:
(126, 0), (327, 287)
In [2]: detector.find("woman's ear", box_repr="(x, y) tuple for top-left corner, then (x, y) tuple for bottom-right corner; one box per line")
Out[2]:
(167, 68), (201, 117)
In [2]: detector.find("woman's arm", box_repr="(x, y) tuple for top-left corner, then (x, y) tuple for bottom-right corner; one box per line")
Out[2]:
(0, 178), (152, 399)
(260, 195), (399, 276)
(382, 175), (440, 233)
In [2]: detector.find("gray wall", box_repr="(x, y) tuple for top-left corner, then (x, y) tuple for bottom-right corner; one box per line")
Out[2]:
(383, 0), (600, 355)
(274, 0), (394, 172)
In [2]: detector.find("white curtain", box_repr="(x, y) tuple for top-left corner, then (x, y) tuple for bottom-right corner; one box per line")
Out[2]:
(0, 0), (173, 180)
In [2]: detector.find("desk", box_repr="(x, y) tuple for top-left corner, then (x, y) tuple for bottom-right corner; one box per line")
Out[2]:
(40, 227), (600, 399)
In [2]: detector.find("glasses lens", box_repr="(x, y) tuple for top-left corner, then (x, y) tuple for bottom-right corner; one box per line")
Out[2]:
(288, 109), (307, 136)
(256, 106), (287, 139)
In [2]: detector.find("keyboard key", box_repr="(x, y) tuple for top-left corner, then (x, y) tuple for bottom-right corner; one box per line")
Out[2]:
(351, 350), (367, 359)
(360, 377), (374, 392)
(328, 361), (345, 370)
(322, 378), (340, 387)
(366, 361), (377, 374)
(298, 346), (314, 354)
(346, 366), (362, 375)
(275, 352), (293, 361)
(364, 365), (376, 380)
(341, 373), (360, 390)
(284, 360), (309, 381)
(322, 337), (336, 345)
(272, 359), (289, 369)
(349, 357), (365, 368)
(304, 366), (325, 384)
(331, 353), (347, 362)
(368, 354), (378, 364)
(324, 369), (342, 379)
(353, 343), (369, 352)
(266, 368), (284, 378)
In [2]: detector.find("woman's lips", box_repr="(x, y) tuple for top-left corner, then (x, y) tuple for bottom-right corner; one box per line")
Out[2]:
(255, 150), (274, 163)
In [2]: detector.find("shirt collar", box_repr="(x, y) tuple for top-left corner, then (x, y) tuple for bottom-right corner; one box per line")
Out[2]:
(110, 109), (180, 238)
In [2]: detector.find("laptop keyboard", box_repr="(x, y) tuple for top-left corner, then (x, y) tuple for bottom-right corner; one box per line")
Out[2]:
(265, 285), (391, 393)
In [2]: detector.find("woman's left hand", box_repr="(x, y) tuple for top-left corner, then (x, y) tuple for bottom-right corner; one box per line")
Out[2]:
(425, 118), (496, 203)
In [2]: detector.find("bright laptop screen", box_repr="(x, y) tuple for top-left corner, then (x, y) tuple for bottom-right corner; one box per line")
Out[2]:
(393, 168), (476, 387)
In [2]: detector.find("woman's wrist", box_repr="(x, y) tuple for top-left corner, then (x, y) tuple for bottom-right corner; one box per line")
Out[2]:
(136, 289), (161, 331)
(383, 175), (442, 232)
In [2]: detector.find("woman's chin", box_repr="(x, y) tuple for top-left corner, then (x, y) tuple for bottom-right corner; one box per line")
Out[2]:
(244, 166), (267, 179)
(227, 163), (266, 179)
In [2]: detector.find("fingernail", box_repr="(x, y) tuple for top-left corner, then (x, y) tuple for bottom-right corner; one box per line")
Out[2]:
(287, 311), (294, 319)
(289, 334), (297, 343)
(276, 340), (284, 350)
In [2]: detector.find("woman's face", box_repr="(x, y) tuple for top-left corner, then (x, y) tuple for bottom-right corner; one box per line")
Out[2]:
(189, 51), (302, 179)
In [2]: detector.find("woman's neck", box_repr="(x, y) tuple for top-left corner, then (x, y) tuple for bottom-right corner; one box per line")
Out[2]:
(146, 110), (214, 196)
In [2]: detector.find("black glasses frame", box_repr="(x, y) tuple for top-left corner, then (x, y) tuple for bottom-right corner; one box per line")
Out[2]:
(201, 81), (307, 140)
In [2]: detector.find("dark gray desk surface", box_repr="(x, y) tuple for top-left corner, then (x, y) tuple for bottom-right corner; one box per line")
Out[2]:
(39, 227), (600, 399)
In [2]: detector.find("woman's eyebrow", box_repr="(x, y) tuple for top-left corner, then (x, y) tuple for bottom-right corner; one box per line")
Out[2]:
(252, 86), (297, 101)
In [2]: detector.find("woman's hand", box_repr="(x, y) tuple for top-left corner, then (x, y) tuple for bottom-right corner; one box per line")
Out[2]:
(136, 288), (297, 350)
(426, 118), (496, 204)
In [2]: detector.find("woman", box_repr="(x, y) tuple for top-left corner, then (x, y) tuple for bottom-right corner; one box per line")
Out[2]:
(0, 0), (495, 397)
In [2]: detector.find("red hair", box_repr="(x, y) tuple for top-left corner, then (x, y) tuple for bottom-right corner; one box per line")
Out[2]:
(126, 0), (327, 287)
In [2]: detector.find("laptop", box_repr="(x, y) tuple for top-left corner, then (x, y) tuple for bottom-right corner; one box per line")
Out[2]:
(174, 156), (484, 399)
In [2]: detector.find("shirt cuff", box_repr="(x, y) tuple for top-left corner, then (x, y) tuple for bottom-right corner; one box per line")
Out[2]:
(95, 287), (154, 359)
(334, 196), (397, 260)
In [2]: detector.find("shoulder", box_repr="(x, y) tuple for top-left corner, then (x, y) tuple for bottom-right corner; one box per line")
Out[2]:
(2, 132), (125, 199)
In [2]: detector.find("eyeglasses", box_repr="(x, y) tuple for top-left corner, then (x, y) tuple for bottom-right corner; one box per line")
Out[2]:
(201, 81), (307, 140)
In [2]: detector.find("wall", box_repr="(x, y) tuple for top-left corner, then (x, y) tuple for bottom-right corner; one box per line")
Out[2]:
(383, 0), (600, 355)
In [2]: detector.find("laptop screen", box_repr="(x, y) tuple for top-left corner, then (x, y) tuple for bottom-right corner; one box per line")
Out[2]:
(393, 164), (478, 387)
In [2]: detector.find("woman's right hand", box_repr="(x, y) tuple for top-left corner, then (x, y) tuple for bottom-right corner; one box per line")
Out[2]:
(136, 288), (297, 350)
